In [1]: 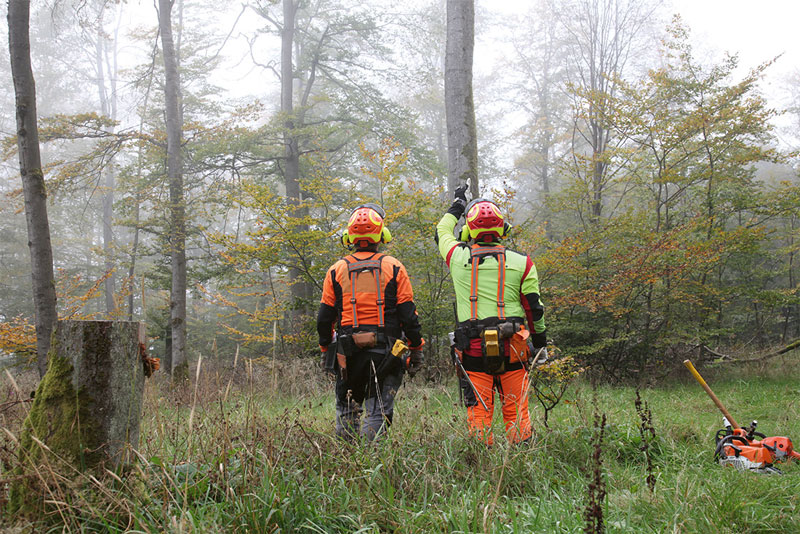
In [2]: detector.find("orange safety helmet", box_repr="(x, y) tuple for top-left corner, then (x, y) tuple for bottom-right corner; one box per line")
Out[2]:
(342, 203), (392, 248)
(460, 199), (511, 242)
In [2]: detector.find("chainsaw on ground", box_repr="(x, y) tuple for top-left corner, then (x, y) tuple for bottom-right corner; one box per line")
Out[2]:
(684, 359), (800, 474)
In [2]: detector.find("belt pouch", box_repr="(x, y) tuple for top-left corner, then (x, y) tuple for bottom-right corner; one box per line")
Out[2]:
(352, 331), (377, 349)
(497, 321), (516, 339)
(509, 327), (530, 363)
(375, 352), (400, 380)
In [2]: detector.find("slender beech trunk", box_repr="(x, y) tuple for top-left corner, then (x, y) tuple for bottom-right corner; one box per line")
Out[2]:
(96, 6), (119, 315)
(127, 39), (158, 321)
(783, 215), (797, 341)
(8, 0), (57, 378)
(444, 0), (478, 197)
(159, 0), (187, 381)
(281, 0), (311, 307)
(127, 125), (146, 321)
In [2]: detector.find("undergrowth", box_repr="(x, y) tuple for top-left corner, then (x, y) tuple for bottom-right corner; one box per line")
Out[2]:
(2, 357), (800, 533)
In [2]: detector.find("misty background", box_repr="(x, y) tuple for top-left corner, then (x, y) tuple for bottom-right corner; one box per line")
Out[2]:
(3, 0), (800, 381)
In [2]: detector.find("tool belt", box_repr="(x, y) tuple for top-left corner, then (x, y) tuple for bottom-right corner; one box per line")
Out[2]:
(454, 317), (529, 375)
(338, 330), (388, 354)
(335, 329), (403, 381)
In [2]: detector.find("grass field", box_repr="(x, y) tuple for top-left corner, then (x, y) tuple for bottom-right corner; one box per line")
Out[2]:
(2, 357), (800, 533)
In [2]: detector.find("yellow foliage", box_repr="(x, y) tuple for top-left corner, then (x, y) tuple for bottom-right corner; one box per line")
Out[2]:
(530, 348), (584, 425)
(0, 316), (36, 355)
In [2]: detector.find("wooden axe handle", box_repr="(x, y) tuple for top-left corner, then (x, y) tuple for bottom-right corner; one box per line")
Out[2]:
(683, 359), (740, 430)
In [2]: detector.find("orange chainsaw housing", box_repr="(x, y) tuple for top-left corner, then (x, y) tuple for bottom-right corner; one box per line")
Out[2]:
(716, 428), (800, 471)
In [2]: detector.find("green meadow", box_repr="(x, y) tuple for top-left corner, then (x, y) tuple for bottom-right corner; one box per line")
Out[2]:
(3, 358), (800, 533)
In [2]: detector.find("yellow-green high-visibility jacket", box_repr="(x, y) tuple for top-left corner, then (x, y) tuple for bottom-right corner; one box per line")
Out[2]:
(436, 212), (546, 336)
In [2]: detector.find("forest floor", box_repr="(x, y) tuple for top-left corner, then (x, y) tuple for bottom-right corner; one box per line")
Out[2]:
(2, 356), (800, 533)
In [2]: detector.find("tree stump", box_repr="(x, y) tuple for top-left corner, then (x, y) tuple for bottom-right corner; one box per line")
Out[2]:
(9, 320), (148, 514)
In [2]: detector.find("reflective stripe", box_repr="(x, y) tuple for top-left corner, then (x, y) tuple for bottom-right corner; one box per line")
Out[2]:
(373, 265), (384, 326)
(497, 251), (506, 320)
(470, 256), (479, 320)
(343, 253), (385, 329)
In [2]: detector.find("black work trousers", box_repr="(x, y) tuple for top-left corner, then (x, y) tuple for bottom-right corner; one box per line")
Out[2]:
(335, 345), (403, 442)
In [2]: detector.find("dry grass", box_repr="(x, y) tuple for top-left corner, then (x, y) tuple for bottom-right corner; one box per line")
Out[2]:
(3, 357), (800, 533)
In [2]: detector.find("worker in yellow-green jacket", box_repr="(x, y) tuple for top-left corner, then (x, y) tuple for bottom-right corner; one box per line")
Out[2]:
(436, 185), (548, 444)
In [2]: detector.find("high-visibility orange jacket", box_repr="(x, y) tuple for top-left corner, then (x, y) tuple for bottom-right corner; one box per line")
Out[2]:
(316, 250), (424, 348)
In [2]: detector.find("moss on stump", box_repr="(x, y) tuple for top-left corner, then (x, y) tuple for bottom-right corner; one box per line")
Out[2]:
(8, 320), (146, 516)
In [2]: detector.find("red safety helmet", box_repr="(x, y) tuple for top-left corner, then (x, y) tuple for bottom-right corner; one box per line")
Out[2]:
(342, 203), (392, 248)
(460, 199), (510, 242)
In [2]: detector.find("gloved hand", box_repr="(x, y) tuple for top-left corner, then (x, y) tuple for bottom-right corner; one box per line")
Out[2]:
(530, 330), (547, 349)
(448, 184), (469, 218)
(455, 183), (468, 202)
(529, 330), (548, 364)
(406, 349), (425, 378)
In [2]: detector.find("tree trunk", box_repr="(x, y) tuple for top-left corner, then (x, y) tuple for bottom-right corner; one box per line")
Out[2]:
(163, 324), (173, 372)
(281, 0), (311, 307)
(8, 0), (57, 378)
(96, 6), (119, 315)
(159, 0), (187, 381)
(127, 36), (156, 321)
(127, 199), (140, 320)
(9, 320), (147, 514)
(444, 0), (479, 197)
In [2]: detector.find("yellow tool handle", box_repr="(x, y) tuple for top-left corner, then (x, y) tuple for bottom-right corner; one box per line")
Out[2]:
(683, 359), (740, 430)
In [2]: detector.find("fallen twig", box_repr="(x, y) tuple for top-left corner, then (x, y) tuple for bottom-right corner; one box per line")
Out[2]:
(707, 338), (800, 365)
(0, 398), (33, 413)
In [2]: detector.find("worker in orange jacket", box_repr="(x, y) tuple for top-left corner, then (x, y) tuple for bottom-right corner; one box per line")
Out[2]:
(317, 203), (425, 441)
(436, 186), (548, 445)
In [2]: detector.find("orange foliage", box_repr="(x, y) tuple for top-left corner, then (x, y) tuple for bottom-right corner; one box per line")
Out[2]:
(0, 316), (36, 355)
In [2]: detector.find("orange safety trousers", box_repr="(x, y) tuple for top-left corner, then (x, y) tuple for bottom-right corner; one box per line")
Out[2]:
(465, 367), (532, 445)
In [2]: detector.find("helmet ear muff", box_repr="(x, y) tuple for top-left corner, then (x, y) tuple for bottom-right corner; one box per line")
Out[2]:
(381, 226), (392, 244)
(341, 231), (351, 246)
(502, 222), (512, 238)
(459, 224), (470, 242)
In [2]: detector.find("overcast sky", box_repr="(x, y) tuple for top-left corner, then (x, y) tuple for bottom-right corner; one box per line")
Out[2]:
(671, 0), (799, 88)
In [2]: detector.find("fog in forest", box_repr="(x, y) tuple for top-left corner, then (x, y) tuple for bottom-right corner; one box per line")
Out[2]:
(3, 0), (800, 380)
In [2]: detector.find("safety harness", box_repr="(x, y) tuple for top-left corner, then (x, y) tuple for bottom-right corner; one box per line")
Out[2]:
(467, 245), (507, 374)
(342, 252), (385, 330)
(469, 245), (506, 323)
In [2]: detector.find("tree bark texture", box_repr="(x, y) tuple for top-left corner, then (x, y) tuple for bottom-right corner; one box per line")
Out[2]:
(159, 0), (187, 381)
(281, 0), (311, 306)
(8, 0), (58, 378)
(9, 320), (146, 514)
(444, 0), (479, 198)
